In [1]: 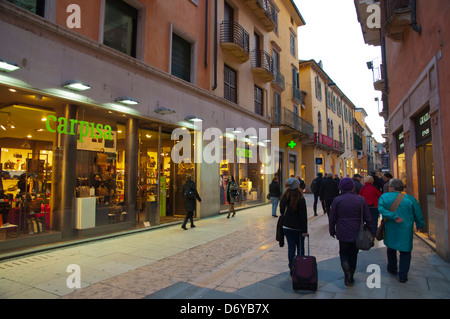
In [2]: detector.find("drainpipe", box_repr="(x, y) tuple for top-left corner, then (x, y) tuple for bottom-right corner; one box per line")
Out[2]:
(205, 0), (208, 68)
(212, 0), (218, 90)
(411, 0), (422, 35)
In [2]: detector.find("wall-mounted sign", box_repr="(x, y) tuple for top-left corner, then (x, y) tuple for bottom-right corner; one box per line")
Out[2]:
(45, 116), (117, 152)
(315, 158), (323, 165)
(395, 130), (404, 155)
(414, 107), (432, 147)
(45, 116), (113, 143)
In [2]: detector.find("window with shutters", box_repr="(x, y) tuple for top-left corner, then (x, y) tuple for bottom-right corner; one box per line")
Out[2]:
(171, 33), (192, 82)
(104, 0), (138, 58)
(7, 0), (45, 17)
(224, 64), (237, 103)
(254, 85), (263, 116)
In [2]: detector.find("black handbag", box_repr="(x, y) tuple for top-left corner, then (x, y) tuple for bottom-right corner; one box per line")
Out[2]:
(356, 197), (374, 250)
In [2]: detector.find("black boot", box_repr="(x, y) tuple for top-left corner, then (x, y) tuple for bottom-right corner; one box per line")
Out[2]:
(341, 262), (353, 286)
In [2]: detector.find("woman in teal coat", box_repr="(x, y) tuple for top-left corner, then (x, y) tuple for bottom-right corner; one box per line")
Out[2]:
(378, 179), (425, 283)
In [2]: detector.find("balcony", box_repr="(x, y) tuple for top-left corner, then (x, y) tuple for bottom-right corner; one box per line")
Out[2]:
(293, 86), (302, 104)
(243, 0), (277, 32)
(272, 107), (314, 141)
(310, 132), (345, 156)
(272, 69), (285, 91)
(220, 21), (250, 63)
(384, 0), (411, 42)
(251, 49), (274, 83)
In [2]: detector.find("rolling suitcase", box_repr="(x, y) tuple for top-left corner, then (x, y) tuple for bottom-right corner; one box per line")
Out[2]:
(292, 236), (318, 291)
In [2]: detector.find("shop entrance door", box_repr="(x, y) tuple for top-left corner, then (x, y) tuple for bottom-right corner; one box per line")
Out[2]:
(417, 142), (435, 242)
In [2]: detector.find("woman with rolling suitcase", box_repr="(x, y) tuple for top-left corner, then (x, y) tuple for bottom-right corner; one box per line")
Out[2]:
(279, 178), (309, 274)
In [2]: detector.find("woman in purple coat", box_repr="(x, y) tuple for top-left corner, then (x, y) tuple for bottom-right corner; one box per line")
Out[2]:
(329, 177), (375, 286)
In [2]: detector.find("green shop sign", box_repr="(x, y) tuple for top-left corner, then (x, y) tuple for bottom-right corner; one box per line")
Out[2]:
(236, 147), (253, 158)
(45, 115), (113, 143)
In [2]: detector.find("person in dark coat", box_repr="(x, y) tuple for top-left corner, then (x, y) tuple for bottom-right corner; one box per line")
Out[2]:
(280, 178), (308, 274)
(310, 172), (325, 216)
(319, 173), (339, 215)
(329, 177), (375, 286)
(352, 174), (363, 194)
(226, 175), (239, 218)
(181, 174), (201, 230)
(269, 176), (281, 217)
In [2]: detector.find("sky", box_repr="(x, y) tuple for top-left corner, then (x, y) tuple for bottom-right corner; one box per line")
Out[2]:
(294, 0), (385, 142)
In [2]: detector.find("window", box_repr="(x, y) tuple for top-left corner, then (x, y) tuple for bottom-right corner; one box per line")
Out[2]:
(224, 64), (237, 103)
(318, 111), (322, 134)
(104, 0), (138, 57)
(254, 85), (263, 116)
(339, 125), (342, 143)
(171, 33), (191, 82)
(7, 0), (45, 17)
(273, 92), (281, 124)
(315, 76), (322, 101)
(290, 33), (296, 56)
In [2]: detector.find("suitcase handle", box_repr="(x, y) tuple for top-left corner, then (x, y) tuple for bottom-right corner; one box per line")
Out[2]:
(300, 234), (310, 256)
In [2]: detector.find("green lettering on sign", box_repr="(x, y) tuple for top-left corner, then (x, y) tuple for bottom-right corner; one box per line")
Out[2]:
(46, 116), (112, 143)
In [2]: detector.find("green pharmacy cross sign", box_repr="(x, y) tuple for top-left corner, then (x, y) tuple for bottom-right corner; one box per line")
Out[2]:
(288, 140), (296, 149)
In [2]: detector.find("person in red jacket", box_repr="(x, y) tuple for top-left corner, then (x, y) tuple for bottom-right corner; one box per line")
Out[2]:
(359, 175), (382, 232)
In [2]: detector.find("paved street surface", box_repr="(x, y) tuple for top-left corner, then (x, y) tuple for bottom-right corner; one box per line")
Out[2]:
(0, 194), (449, 301)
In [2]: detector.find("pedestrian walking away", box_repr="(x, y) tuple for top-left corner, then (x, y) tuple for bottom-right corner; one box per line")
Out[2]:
(226, 175), (239, 218)
(181, 174), (201, 230)
(279, 177), (308, 275)
(319, 173), (339, 215)
(310, 172), (325, 216)
(359, 175), (382, 232)
(377, 179), (425, 283)
(329, 177), (375, 286)
(269, 175), (281, 217)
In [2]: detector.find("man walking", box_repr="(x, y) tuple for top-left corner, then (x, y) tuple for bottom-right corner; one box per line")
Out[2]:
(320, 173), (339, 215)
(310, 172), (324, 216)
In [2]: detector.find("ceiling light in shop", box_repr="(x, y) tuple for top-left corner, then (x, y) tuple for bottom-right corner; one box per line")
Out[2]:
(115, 96), (140, 105)
(62, 80), (91, 91)
(0, 59), (20, 72)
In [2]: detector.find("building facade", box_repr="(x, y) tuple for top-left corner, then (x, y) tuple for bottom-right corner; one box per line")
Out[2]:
(0, 0), (307, 252)
(355, 0), (450, 260)
(298, 60), (357, 190)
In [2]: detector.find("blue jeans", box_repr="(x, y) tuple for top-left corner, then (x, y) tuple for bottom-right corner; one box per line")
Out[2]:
(283, 228), (306, 270)
(270, 197), (279, 216)
(387, 247), (411, 280)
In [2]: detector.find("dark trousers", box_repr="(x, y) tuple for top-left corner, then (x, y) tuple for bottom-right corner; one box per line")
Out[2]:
(283, 228), (306, 270)
(339, 241), (359, 271)
(182, 211), (195, 227)
(387, 247), (411, 280)
(369, 206), (379, 232)
(324, 199), (333, 215)
(313, 193), (325, 214)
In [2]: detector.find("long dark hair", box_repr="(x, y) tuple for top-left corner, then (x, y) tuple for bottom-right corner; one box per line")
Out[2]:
(281, 188), (303, 210)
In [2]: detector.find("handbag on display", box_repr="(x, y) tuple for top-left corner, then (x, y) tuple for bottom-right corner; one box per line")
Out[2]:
(376, 192), (405, 241)
(356, 197), (374, 251)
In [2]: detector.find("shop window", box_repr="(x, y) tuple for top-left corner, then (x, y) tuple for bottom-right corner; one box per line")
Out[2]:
(7, 0), (45, 17)
(103, 0), (138, 57)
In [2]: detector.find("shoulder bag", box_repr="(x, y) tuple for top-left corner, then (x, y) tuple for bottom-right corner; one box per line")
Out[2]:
(356, 197), (375, 250)
(375, 192), (405, 241)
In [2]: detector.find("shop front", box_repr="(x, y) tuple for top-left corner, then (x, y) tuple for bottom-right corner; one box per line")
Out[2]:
(0, 86), (195, 250)
(219, 135), (267, 211)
